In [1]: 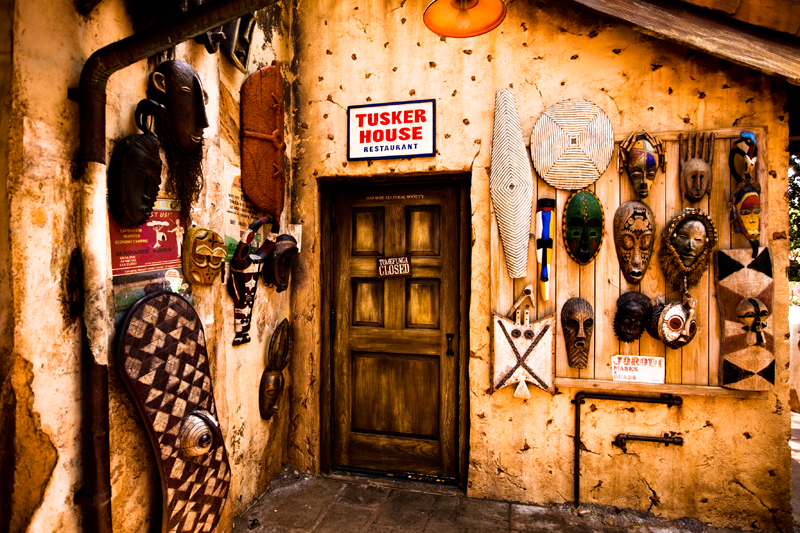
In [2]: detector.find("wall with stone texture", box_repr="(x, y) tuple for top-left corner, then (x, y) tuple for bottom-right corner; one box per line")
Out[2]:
(288, 1), (792, 531)
(5, 1), (294, 531)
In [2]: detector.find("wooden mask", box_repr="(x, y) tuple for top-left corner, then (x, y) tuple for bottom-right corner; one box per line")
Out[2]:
(715, 247), (774, 390)
(241, 61), (286, 218)
(613, 200), (656, 285)
(618, 131), (665, 200)
(679, 132), (715, 202)
(493, 285), (556, 397)
(561, 297), (593, 369)
(262, 234), (299, 293)
(729, 131), (761, 258)
(614, 292), (652, 343)
(108, 100), (164, 228)
(259, 319), (292, 420)
(221, 14), (256, 73)
(148, 60), (209, 153)
(535, 199), (556, 301)
(563, 190), (604, 266)
(647, 299), (698, 349)
(659, 208), (717, 291)
(182, 227), (226, 285)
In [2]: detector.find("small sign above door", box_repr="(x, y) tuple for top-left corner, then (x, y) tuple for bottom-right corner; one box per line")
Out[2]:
(377, 256), (412, 278)
(347, 99), (436, 161)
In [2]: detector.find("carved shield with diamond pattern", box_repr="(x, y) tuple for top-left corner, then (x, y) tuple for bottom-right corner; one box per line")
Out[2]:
(117, 291), (230, 533)
(714, 247), (774, 390)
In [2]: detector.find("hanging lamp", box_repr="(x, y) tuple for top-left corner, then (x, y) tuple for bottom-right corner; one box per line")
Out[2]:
(423, 0), (507, 38)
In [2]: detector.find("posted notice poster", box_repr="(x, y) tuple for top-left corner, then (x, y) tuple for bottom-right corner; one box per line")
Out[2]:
(225, 162), (265, 260)
(611, 355), (666, 384)
(347, 99), (436, 161)
(109, 198), (191, 319)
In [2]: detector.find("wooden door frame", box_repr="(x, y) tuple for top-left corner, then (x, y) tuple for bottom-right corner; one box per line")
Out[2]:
(319, 173), (471, 487)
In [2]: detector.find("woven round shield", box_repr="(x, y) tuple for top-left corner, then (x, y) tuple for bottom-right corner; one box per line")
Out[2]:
(530, 99), (614, 190)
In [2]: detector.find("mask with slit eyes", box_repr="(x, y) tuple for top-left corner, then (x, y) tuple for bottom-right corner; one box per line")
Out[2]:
(613, 200), (655, 285)
(183, 227), (226, 285)
(561, 297), (593, 369)
(563, 190), (604, 266)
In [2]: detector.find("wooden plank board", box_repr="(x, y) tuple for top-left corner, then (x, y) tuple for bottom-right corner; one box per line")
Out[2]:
(708, 138), (731, 386)
(617, 150), (640, 360)
(663, 140), (683, 384)
(568, 0), (800, 85)
(555, 188), (581, 379)
(554, 378), (769, 399)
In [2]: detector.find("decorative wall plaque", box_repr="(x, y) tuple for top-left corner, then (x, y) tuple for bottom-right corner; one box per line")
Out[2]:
(490, 88), (534, 279)
(117, 291), (230, 533)
(493, 285), (555, 397)
(535, 198), (556, 301)
(529, 99), (614, 190)
(241, 61), (286, 218)
(715, 247), (774, 390)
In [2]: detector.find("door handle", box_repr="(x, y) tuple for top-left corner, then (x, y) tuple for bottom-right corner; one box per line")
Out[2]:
(446, 334), (455, 357)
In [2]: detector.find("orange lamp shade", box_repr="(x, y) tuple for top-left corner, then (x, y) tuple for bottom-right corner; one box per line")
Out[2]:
(424, 0), (507, 38)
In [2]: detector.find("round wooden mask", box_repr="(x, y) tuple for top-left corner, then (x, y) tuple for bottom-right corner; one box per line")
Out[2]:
(530, 99), (614, 190)
(562, 189), (604, 266)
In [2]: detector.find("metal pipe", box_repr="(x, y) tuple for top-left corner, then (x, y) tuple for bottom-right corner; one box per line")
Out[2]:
(612, 433), (684, 453)
(572, 392), (682, 507)
(76, 1), (278, 530)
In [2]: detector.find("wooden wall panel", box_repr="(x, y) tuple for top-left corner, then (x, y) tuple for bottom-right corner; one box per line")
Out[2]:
(492, 127), (768, 388)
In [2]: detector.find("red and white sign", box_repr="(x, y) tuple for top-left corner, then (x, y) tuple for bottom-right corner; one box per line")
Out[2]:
(611, 355), (666, 384)
(347, 99), (436, 161)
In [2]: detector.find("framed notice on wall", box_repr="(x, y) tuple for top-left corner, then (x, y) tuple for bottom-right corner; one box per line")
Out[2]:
(347, 99), (436, 161)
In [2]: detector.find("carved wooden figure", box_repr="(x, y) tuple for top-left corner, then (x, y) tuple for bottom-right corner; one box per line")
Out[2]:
(241, 61), (286, 218)
(493, 284), (555, 397)
(715, 247), (774, 390)
(259, 319), (292, 420)
(613, 200), (656, 285)
(489, 88), (534, 279)
(678, 131), (715, 202)
(658, 208), (718, 292)
(530, 99), (614, 190)
(618, 131), (666, 200)
(561, 297), (593, 369)
(228, 216), (279, 346)
(182, 227), (226, 285)
(535, 198), (556, 301)
(729, 131), (761, 258)
(117, 291), (230, 533)
(563, 190), (604, 266)
(614, 292), (652, 343)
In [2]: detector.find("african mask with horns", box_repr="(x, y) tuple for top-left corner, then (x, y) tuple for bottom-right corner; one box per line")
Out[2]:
(618, 131), (665, 200)
(147, 60), (209, 224)
(563, 190), (604, 266)
(613, 200), (656, 285)
(729, 131), (761, 258)
(679, 132), (715, 203)
(659, 208), (717, 292)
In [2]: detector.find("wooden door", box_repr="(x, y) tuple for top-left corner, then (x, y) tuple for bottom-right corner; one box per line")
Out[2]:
(332, 184), (460, 479)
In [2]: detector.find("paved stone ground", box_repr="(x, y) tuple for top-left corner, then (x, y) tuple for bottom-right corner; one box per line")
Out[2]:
(233, 468), (761, 533)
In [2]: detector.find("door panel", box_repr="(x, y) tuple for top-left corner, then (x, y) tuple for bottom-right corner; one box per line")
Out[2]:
(332, 184), (459, 479)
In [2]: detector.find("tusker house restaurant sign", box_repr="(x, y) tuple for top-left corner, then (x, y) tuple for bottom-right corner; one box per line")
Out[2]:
(348, 99), (436, 161)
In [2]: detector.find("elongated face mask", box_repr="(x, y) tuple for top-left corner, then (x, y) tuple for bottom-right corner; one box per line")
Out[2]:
(563, 190), (604, 266)
(536, 199), (556, 301)
(613, 200), (655, 285)
(614, 292), (652, 343)
(619, 132), (664, 199)
(183, 227), (226, 285)
(679, 132), (714, 202)
(561, 297), (593, 368)
(736, 298), (769, 346)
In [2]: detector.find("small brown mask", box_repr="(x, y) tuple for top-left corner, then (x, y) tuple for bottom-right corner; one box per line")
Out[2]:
(679, 132), (715, 202)
(614, 292), (652, 343)
(613, 201), (656, 285)
(647, 299), (697, 349)
(561, 297), (593, 369)
(108, 100), (164, 228)
(259, 319), (292, 420)
(183, 227), (226, 285)
(619, 131), (665, 200)
(263, 234), (299, 293)
(736, 298), (770, 346)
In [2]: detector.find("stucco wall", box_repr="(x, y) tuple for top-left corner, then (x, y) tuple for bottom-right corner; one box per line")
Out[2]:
(6, 1), (294, 531)
(289, 1), (792, 531)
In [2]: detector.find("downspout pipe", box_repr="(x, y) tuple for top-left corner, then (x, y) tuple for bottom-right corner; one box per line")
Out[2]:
(76, 1), (278, 531)
(571, 392), (682, 507)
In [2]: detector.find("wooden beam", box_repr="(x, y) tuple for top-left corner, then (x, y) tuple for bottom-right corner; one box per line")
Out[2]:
(568, 0), (800, 85)
(555, 377), (769, 399)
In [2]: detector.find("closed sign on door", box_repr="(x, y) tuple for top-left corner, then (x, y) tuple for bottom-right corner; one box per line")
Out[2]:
(377, 256), (411, 277)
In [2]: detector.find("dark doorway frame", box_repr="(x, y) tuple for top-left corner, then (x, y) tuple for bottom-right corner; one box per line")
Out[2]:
(319, 172), (471, 488)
